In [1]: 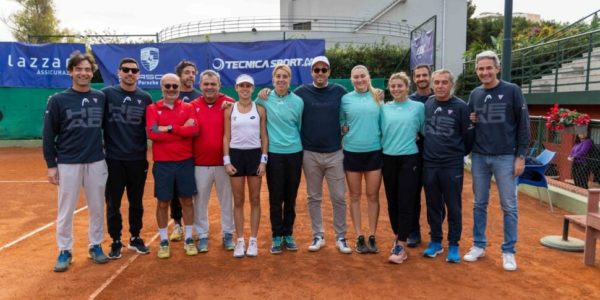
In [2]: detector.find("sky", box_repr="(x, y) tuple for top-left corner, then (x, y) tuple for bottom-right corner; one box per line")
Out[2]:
(0, 0), (598, 42)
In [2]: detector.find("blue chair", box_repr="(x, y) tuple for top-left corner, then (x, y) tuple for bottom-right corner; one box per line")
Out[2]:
(516, 149), (557, 212)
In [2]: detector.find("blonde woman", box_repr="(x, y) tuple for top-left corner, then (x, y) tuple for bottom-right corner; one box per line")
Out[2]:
(340, 65), (383, 254)
(256, 64), (304, 254)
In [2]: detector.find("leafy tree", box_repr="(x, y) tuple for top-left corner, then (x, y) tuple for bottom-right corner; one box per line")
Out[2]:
(326, 40), (409, 79)
(2, 0), (67, 43)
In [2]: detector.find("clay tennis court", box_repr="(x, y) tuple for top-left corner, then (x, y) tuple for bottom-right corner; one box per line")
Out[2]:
(0, 147), (599, 299)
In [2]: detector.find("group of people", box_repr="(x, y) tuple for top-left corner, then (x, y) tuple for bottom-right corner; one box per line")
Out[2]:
(43, 49), (529, 273)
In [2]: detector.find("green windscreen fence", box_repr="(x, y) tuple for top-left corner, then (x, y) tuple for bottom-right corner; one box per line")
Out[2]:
(0, 78), (385, 140)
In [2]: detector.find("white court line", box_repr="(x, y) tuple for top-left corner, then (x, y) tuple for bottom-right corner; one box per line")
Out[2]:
(0, 206), (88, 252)
(0, 180), (48, 183)
(88, 221), (171, 300)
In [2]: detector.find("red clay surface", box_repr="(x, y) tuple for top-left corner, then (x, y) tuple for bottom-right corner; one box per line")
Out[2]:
(0, 147), (599, 299)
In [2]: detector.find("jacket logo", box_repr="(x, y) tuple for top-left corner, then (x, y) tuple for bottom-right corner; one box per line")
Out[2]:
(81, 98), (89, 106)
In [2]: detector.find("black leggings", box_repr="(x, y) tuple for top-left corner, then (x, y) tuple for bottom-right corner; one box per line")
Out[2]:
(382, 154), (421, 242)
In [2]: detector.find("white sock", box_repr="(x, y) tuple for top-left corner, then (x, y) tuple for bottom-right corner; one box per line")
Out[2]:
(238, 237), (245, 243)
(249, 237), (257, 242)
(185, 225), (193, 240)
(159, 228), (168, 241)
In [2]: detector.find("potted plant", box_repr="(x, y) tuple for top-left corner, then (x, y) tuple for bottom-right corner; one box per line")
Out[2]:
(545, 104), (591, 134)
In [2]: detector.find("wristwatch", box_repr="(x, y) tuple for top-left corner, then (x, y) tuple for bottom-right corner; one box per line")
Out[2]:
(167, 125), (173, 133)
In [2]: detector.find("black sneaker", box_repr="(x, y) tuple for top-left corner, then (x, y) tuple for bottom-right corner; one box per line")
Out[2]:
(355, 235), (369, 254)
(108, 240), (122, 259)
(128, 236), (150, 254)
(367, 235), (379, 253)
(407, 231), (422, 248)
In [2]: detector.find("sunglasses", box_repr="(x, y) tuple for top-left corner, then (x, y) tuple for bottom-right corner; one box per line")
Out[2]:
(163, 84), (179, 90)
(120, 67), (140, 74)
(312, 67), (329, 74)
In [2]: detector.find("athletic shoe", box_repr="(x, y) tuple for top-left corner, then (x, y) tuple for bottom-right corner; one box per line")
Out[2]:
(128, 237), (150, 254)
(446, 245), (461, 263)
(336, 238), (352, 254)
(197, 238), (209, 253)
(308, 236), (325, 252)
(407, 231), (422, 248)
(502, 253), (517, 271)
(388, 244), (407, 264)
(53, 250), (72, 272)
(270, 236), (283, 254)
(367, 235), (379, 253)
(170, 224), (183, 241)
(184, 238), (198, 256)
(157, 240), (170, 259)
(223, 233), (235, 250)
(463, 246), (485, 262)
(108, 240), (122, 259)
(283, 235), (298, 251)
(88, 244), (109, 264)
(423, 242), (443, 258)
(234, 239), (245, 258)
(246, 238), (258, 257)
(355, 235), (369, 254)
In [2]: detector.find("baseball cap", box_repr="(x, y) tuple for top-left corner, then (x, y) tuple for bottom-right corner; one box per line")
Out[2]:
(311, 56), (330, 68)
(235, 74), (254, 85)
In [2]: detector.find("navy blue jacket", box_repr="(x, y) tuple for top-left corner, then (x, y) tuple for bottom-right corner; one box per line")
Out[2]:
(295, 83), (347, 153)
(102, 85), (153, 160)
(468, 80), (530, 157)
(423, 96), (474, 168)
(43, 88), (105, 168)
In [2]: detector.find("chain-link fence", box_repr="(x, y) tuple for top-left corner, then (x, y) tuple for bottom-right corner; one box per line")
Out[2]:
(529, 116), (600, 193)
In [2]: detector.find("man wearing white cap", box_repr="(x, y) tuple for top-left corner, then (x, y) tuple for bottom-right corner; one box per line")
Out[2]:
(259, 56), (351, 253)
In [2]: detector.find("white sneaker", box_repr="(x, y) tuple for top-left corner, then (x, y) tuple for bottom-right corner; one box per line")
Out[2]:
(463, 246), (485, 262)
(246, 238), (258, 257)
(502, 253), (517, 271)
(233, 239), (245, 258)
(308, 236), (325, 252)
(336, 238), (352, 254)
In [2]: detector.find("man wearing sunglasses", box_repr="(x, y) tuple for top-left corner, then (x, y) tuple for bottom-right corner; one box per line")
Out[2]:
(146, 73), (199, 258)
(102, 58), (153, 259)
(167, 60), (203, 243)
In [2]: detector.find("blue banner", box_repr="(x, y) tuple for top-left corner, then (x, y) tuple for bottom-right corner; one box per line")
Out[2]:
(0, 42), (86, 88)
(410, 30), (434, 70)
(92, 39), (324, 88)
(92, 43), (209, 88)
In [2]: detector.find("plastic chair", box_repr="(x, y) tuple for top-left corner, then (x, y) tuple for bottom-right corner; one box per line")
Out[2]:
(516, 149), (556, 212)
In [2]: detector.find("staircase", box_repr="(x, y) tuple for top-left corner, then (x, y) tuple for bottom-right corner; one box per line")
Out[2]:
(526, 47), (600, 93)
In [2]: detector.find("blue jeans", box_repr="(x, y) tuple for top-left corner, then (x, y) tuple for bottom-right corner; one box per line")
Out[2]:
(471, 153), (518, 254)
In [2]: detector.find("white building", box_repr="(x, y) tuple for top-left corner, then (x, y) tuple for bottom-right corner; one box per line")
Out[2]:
(159, 0), (467, 76)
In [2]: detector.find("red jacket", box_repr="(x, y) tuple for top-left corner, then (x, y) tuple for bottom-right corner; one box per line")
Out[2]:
(191, 94), (234, 166)
(146, 99), (199, 162)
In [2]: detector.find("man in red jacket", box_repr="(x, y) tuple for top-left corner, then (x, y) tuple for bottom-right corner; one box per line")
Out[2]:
(190, 70), (236, 252)
(146, 73), (199, 258)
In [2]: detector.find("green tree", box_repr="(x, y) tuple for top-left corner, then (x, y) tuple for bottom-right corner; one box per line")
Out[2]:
(3, 0), (66, 43)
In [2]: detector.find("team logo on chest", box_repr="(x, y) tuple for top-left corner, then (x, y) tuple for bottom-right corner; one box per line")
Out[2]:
(81, 98), (90, 106)
(498, 94), (504, 100)
(484, 95), (492, 103)
(434, 107), (443, 114)
(123, 96), (132, 103)
(137, 99), (142, 105)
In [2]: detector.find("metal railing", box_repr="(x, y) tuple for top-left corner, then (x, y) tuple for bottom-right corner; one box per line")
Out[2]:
(529, 116), (600, 192)
(158, 16), (414, 42)
(462, 29), (600, 94)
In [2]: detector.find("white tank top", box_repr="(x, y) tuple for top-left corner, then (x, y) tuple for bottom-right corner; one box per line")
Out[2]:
(229, 102), (261, 149)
